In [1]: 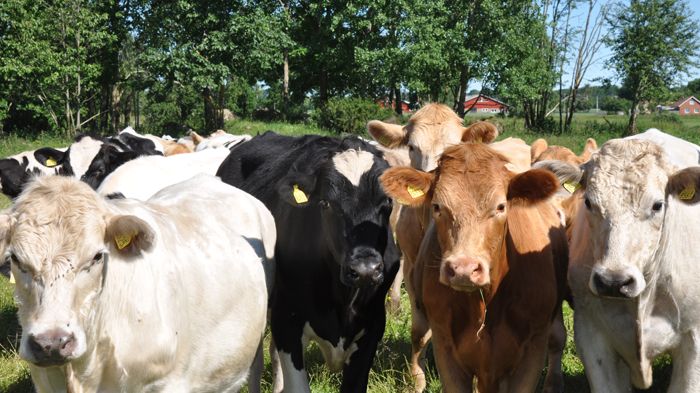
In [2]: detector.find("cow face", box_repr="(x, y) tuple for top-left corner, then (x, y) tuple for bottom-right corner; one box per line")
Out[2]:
(278, 149), (393, 288)
(367, 103), (498, 172)
(579, 139), (677, 298)
(3, 176), (154, 367)
(381, 143), (558, 292)
(0, 148), (66, 198)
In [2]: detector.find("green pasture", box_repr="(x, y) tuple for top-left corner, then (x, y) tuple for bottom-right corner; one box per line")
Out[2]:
(1, 113), (697, 392)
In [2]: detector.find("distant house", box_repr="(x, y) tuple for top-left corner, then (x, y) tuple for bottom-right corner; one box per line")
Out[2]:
(377, 99), (413, 113)
(672, 96), (700, 116)
(464, 94), (509, 115)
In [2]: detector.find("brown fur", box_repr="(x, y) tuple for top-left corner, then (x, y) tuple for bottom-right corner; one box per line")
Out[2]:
(462, 121), (499, 144)
(531, 137), (598, 165)
(667, 166), (700, 205)
(507, 169), (558, 203)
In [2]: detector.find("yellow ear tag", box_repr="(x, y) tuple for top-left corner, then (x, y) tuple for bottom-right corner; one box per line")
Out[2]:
(563, 181), (580, 194)
(9, 271), (15, 284)
(114, 233), (133, 250)
(407, 185), (425, 199)
(679, 184), (696, 200)
(45, 158), (57, 167)
(292, 184), (308, 204)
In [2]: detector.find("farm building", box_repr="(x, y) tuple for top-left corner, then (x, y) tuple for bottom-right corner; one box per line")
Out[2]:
(673, 96), (700, 116)
(377, 99), (413, 113)
(463, 94), (509, 115)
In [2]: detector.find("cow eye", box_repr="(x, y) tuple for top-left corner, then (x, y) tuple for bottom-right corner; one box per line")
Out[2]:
(92, 252), (104, 262)
(496, 203), (506, 213)
(319, 200), (330, 209)
(408, 144), (415, 152)
(651, 201), (664, 212)
(432, 203), (441, 216)
(584, 198), (592, 210)
(9, 253), (27, 273)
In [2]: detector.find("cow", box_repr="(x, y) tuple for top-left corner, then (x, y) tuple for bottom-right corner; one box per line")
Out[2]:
(380, 142), (569, 393)
(193, 130), (252, 151)
(216, 131), (400, 393)
(366, 103), (537, 391)
(3, 174), (275, 392)
(0, 147), (68, 198)
(97, 148), (230, 200)
(566, 137), (700, 392)
(531, 137), (597, 165)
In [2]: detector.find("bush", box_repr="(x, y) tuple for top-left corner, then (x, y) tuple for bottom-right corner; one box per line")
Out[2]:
(652, 112), (682, 124)
(314, 97), (393, 135)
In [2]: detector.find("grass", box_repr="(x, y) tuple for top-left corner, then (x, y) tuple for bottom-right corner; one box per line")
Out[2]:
(0, 112), (697, 392)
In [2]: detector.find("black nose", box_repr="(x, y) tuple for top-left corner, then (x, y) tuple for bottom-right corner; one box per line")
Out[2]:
(343, 248), (384, 287)
(28, 329), (75, 366)
(592, 270), (636, 298)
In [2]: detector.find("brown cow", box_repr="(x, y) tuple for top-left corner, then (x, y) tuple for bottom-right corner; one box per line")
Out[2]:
(381, 143), (568, 393)
(367, 104), (533, 391)
(531, 137), (597, 165)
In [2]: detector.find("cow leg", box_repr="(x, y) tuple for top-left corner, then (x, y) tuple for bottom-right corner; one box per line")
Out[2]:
(668, 330), (700, 393)
(502, 333), (549, 393)
(574, 310), (630, 393)
(277, 347), (310, 393)
(431, 335), (472, 393)
(247, 338), (265, 393)
(386, 258), (404, 313)
(340, 308), (386, 393)
(542, 304), (566, 393)
(270, 337), (284, 393)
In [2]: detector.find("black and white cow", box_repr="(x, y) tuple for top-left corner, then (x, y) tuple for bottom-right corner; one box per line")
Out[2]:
(0, 147), (68, 198)
(216, 131), (400, 393)
(0, 131), (162, 198)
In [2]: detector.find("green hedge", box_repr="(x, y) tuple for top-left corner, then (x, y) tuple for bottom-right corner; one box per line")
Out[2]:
(314, 97), (393, 135)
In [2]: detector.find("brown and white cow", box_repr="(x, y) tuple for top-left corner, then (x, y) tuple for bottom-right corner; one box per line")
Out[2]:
(367, 103), (533, 391)
(381, 143), (568, 393)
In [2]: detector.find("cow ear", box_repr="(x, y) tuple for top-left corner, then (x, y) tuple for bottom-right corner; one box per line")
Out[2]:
(532, 160), (584, 195)
(462, 121), (498, 143)
(580, 138), (598, 162)
(190, 131), (205, 146)
(34, 148), (65, 168)
(367, 120), (406, 148)
(380, 167), (434, 207)
(530, 138), (548, 163)
(105, 215), (155, 257)
(667, 167), (700, 204)
(277, 173), (317, 207)
(507, 169), (559, 203)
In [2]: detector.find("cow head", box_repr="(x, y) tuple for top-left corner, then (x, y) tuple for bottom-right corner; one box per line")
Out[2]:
(0, 148), (66, 198)
(569, 139), (700, 299)
(277, 143), (394, 288)
(3, 176), (154, 367)
(367, 103), (498, 171)
(381, 143), (558, 292)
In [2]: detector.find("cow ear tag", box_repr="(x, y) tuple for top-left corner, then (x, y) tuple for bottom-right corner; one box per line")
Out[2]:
(9, 271), (15, 284)
(114, 233), (133, 250)
(407, 185), (425, 199)
(679, 183), (696, 200)
(563, 181), (580, 194)
(292, 184), (308, 204)
(45, 157), (58, 167)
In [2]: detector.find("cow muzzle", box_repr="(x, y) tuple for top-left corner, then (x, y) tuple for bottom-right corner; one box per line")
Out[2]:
(440, 256), (489, 292)
(26, 328), (77, 367)
(589, 266), (645, 298)
(342, 247), (384, 287)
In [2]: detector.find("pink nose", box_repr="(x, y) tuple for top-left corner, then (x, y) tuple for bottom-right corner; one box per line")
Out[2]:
(441, 257), (489, 290)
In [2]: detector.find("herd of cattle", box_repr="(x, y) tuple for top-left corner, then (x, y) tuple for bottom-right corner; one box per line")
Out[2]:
(0, 103), (699, 392)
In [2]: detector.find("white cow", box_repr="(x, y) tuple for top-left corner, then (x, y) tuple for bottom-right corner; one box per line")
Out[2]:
(3, 174), (275, 392)
(569, 138), (700, 391)
(97, 148), (230, 200)
(626, 128), (700, 168)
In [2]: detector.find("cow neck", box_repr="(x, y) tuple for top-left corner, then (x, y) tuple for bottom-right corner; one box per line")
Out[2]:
(473, 218), (508, 341)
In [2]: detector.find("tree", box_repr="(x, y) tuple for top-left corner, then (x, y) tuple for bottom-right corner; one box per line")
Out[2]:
(606, 0), (699, 135)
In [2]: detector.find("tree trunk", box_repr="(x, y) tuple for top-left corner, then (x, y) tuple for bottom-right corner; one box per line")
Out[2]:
(626, 100), (639, 136)
(203, 87), (223, 133)
(456, 68), (468, 118)
(283, 48), (289, 120)
(394, 86), (402, 116)
(565, 87), (578, 131)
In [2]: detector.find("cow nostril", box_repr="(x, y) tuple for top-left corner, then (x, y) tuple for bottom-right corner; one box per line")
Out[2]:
(444, 264), (456, 280)
(621, 276), (634, 287)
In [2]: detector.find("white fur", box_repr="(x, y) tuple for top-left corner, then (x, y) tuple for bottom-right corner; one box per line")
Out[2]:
(67, 136), (105, 179)
(302, 323), (364, 372)
(570, 137), (700, 391)
(119, 126), (166, 154)
(626, 128), (700, 167)
(5, 175), (275, 392)
(97, 148), (230, 200)
(195, 133), (252, 151)
(332, 149), (374, 186)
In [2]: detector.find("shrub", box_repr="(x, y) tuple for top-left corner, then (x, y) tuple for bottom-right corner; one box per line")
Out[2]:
(314, 97), (393, 135)
(651, 112), (682, 124)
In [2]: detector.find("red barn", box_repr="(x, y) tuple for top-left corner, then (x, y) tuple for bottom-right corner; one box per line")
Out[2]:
(377, 99), (412, 113)
(673, 96), (700, 116)
(464, 94), (509, 115)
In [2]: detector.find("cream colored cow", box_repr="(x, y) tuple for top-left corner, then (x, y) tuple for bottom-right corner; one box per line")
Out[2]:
(3, 174), (274, 393)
